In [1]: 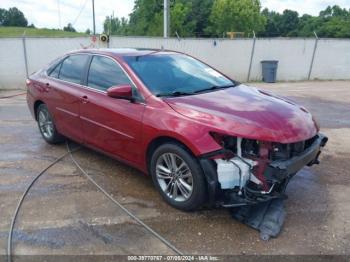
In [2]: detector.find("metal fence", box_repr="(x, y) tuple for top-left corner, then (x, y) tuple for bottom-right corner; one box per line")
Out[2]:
(0, 36), (349, 89)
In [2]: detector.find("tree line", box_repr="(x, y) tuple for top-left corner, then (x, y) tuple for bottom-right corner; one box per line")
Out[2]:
(0, 7), (33, 27)
(104, 0), (350, 38)
(0, 7), (81, 33)
(1, 1), (349, 38)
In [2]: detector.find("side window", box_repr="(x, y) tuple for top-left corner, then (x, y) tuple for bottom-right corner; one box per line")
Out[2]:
(87, 56), (131, 91)
(59, 55), (88, 84)
(49, 63), (61, 78)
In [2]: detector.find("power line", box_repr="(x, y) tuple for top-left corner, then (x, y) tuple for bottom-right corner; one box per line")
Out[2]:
(57, 0), (62, 28)
(72, 0), (89, 26)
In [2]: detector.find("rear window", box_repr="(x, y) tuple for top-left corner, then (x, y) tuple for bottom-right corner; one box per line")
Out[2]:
(59, 55), (88, 84)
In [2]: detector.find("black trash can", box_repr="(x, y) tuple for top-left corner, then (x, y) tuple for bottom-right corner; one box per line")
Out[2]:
(261, 60), (278, 83)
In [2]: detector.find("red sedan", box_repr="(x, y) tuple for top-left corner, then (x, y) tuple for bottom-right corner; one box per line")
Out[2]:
(26, 48), (327, 211)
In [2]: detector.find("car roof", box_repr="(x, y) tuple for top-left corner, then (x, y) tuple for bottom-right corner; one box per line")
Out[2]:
(69, 48), (178, 57)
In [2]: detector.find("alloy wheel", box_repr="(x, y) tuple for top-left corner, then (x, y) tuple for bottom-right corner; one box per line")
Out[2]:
(38, 108), (54, 139)
(156, 153), (193, 202)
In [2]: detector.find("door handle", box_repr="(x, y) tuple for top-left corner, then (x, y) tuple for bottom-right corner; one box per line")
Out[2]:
(81, 95), (89, 103)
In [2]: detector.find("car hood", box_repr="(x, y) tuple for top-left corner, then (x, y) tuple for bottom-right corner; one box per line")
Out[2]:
(164, 84), (318, 143)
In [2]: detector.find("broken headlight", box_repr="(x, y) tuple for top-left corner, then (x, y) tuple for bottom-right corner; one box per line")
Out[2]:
(209, 132), (260, 158)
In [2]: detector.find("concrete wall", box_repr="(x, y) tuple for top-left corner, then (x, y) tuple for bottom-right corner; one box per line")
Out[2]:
(249, 38), (316, 81)
(0, 38), (27, 89)
(0, 37), (107, 89)
(311, 39), (350, 80)
(25, 37), (95, 74)
(0, 36), (349, 89)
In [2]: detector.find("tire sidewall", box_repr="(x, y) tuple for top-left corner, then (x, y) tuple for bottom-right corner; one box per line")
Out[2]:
(36, 104), (63, 144)
(150, 143), (206, 211)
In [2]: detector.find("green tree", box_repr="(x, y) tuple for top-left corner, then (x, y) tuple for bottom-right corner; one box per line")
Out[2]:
(63, 23), (76, 32)
(320, 5), (350, 18)
(187, 0), (214, 37)
(317, 5), (350, 38)
(122, 0), (196, 37)
(128, 0), (163, 36)
(320, 17), (350, 37)
(0, 8), (6, 26)
(170, 1), (195, 37)
(103, 17), (129, 35)
(296, 14), (319, 37)
(2, 7), (28, 27)
(261, 8), (280, 36)
(261, 9), (299, 37)
(279, 10), (299, 36)
(206, 0), (266, 37)
(104, 1), (350, 38)
(296, 5), (350, 38)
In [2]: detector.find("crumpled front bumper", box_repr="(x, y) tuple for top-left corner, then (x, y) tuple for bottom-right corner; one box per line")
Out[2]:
(199, 133), (328, 207)
(264, 133), (328, 183)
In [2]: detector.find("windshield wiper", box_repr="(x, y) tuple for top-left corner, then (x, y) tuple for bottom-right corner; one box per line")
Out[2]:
(156, 84), (235, 97)
(156, 91), (194, 97)
(194, 84), (235, 94)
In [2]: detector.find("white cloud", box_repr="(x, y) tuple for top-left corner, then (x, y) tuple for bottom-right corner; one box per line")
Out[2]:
(0, 0), (135, 33)
(1, 1), (350, 33)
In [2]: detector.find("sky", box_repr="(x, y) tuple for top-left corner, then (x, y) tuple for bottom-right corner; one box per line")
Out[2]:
(1, 0), (350, 33)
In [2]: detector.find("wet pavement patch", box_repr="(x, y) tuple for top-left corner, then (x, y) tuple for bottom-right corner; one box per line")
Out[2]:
(1, 230), (66, 249)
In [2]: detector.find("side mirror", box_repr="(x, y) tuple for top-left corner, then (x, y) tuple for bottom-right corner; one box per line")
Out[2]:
(107, 85), (133, 100)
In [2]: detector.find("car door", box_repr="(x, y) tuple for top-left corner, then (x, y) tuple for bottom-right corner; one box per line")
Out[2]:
(79, 55), (146, 165)
(45, 54), (89, 143)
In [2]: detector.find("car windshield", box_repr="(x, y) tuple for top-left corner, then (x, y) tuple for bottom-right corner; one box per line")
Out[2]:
(124, 53), (236, 97)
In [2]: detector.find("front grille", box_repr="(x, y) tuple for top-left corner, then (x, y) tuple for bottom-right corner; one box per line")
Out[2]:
(270, 135), (318, 161)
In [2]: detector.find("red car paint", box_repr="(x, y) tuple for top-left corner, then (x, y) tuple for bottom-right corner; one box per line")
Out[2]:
(164, 84), (318, 143)
(26, 49), (319, 175)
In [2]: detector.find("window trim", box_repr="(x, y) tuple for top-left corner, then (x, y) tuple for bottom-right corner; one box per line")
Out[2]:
(85, 55), (131, 92)
(47, 58), (62, 77)
(46, 52), (144, 102)
(84, 54), (144, 102)
(48, 62), (62, 78)
(57, 54), (89, 85)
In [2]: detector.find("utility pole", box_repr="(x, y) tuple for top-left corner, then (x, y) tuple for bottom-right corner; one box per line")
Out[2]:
(163, 0), (169, 38)
(92, 0), (96, 35)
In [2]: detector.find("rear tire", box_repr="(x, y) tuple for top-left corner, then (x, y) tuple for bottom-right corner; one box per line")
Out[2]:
(36, 103), (64, 144)
(150, 143), (207, 211)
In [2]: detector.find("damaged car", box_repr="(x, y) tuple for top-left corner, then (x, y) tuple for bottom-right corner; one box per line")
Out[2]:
(26, 48), (328, 211)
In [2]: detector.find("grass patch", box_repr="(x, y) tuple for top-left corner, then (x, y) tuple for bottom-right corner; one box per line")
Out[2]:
(0, 26), (87, 37)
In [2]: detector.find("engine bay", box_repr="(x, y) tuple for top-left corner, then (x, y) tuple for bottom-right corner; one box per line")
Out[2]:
(204, 133), (328, 207)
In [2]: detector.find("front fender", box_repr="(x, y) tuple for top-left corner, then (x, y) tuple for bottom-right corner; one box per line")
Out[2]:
(140, 103), (222, 170)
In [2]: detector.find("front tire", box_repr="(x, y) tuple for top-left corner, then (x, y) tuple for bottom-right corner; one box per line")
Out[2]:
(150, 143), (207, 211)
(36, 103), (64, 144)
